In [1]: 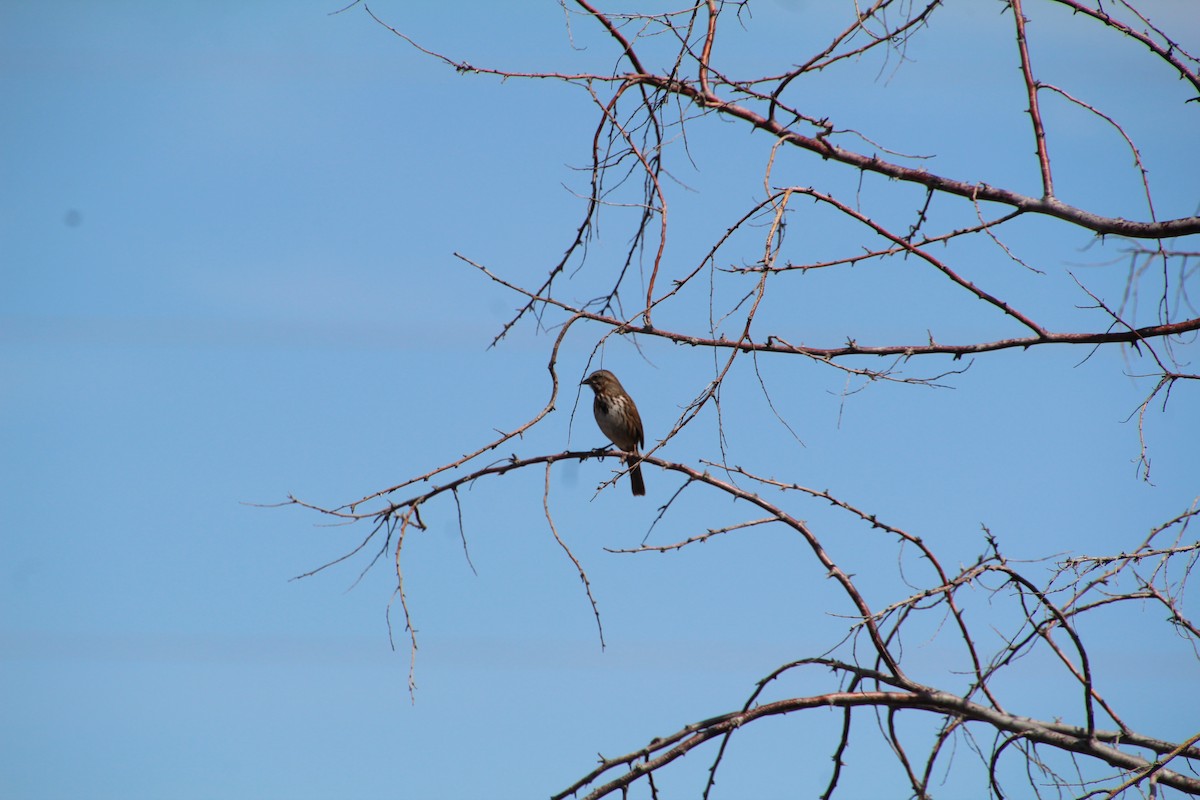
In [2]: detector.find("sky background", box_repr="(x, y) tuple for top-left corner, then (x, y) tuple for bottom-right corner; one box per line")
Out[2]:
(2, 1), (1198, 798)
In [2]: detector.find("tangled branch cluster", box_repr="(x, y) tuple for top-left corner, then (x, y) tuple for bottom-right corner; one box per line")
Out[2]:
(294, 1), (1199, 797)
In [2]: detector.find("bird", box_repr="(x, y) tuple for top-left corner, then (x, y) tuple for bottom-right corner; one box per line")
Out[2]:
(581, 369), (646, 496)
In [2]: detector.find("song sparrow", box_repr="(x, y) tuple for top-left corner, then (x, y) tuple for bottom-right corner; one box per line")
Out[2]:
(581, 369), (646, 496)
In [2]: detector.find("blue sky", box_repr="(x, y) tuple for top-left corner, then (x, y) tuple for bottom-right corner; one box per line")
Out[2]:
(2, 2), (1198, 798)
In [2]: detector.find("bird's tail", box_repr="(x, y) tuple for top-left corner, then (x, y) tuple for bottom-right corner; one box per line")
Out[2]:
(628, 460), (646, 496)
